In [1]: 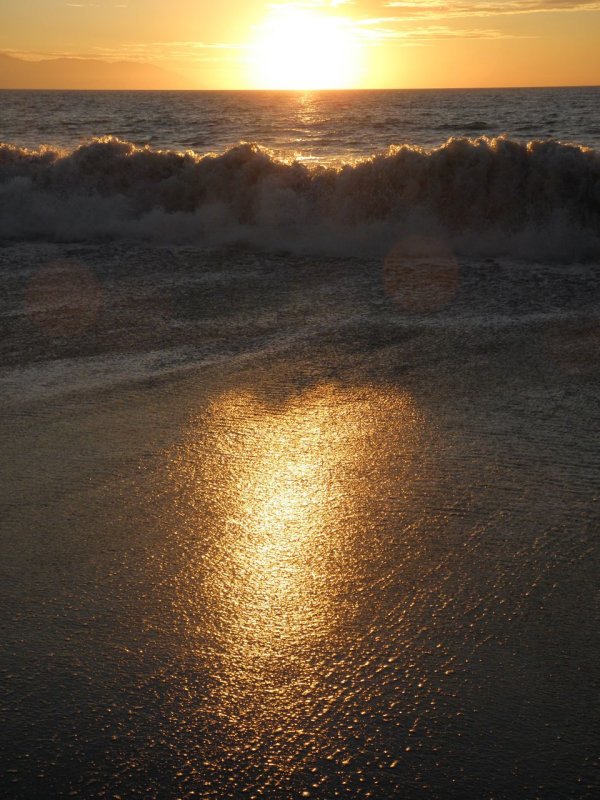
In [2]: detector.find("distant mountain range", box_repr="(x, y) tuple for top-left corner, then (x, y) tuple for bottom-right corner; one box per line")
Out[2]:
(0, 53), (194, 90)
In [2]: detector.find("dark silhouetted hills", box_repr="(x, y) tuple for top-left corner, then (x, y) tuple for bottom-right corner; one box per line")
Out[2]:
(0, 53), (193, 89)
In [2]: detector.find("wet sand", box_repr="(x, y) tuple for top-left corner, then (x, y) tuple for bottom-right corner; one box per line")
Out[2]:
(1, 244), (599, 798)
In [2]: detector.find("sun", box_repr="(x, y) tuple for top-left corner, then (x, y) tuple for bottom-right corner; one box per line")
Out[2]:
(251, 7), (362, 90)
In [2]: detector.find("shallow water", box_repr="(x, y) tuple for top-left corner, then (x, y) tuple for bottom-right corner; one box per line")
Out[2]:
(1, 243), (599, 798)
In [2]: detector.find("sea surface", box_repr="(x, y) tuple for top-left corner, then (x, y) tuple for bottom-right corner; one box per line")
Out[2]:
(1, 89), (599, 799)
(2, 86), (600, 159)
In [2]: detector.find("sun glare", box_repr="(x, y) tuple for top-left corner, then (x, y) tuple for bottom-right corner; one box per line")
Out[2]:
(252, 7), (362, 90)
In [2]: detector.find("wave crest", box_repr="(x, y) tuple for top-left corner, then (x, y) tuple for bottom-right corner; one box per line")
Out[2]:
(1, 136), (599, 259)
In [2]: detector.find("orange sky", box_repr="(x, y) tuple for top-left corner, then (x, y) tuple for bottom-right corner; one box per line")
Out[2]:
(1, 1), (599, 89)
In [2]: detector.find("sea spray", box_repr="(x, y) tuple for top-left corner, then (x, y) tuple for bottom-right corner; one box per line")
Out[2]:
(1, 136), (599, 259)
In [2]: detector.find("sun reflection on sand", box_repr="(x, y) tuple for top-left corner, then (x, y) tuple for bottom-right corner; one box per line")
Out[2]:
(167, 384), (421, 789)
(206, 391), (347, 664)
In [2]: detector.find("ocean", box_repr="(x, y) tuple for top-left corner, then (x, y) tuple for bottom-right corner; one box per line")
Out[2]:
(1, 88), (599, 799)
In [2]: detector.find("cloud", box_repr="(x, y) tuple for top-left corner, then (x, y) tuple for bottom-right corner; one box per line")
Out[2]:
(259, 2), (600, 46)
(356, 20), (525, 40)
(65, 2), (129, 7)
(106, 41), (250, 64)
(356, 0), (600, 37)
(3, 40), (250, 67)
(271, 1), (356, 6)
(384, 1), (600, 17)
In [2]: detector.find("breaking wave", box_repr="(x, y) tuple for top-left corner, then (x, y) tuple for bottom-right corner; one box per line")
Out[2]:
(0, 136), (599, 259)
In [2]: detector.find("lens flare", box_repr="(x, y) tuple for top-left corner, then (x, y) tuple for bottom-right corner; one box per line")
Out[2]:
(25, 261), (102, 337)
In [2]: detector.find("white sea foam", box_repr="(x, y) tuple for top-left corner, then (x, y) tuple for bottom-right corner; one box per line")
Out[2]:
(0, 136), (598, 259)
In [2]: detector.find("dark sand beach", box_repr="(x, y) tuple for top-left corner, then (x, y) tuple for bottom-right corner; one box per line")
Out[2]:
(2, 240), (598, 797)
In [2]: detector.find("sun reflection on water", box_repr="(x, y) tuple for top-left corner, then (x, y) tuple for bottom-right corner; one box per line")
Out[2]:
(169, 383), (421, 791)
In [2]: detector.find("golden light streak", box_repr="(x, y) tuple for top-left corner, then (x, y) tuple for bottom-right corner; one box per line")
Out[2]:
(166, 384), (420, 783)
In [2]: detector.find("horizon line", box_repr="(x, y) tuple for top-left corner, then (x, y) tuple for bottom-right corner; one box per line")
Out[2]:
(1, 84), (599, 92)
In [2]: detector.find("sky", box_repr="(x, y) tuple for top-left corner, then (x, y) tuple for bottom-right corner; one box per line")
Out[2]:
(0, 0), (599, 88)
